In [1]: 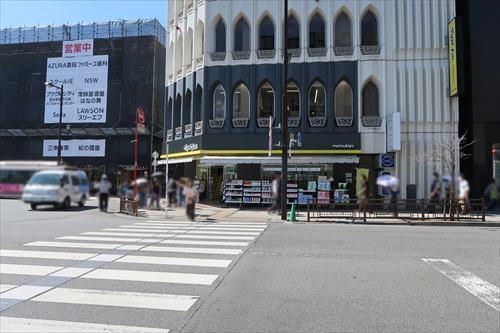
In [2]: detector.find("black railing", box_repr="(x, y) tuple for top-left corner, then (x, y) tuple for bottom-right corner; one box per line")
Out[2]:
(306, 199), (485, 222)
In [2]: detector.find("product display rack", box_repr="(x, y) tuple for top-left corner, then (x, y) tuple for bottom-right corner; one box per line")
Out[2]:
(223, 180), (243, 204)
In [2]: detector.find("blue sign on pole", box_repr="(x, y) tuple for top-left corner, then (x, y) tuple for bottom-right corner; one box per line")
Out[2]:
(297, 132), (303, 147)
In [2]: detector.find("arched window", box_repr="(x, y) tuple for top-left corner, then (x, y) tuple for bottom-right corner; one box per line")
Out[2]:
(308, 81), (326, 127)
(257, 82), (275, 124)
(213, 84), (226, 120)
(287, 16), (300, 49)
(334, 81), (353, 127)
(234, 18), (250, 52)
(309, 14), (325, 48)
(362, 81), (381, 127)
(287, 81), (300, 120)
(215, 20), (226, 52)
(259, 17), (275, 50)
(361, 11), (378, 46)
(233, 83), (250, 120)
(334, 12), (352, 47)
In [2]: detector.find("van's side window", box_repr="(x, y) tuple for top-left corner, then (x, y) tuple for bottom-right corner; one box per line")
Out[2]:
(61, 175), (70, 185)
(71, 176), (80, 186)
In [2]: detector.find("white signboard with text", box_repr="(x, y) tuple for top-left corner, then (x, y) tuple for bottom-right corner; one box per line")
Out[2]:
(386, 112), (401, 152)
(43, 139), (106, 157)
(44, 55), (108, 123)
(63, 39), (94, 57)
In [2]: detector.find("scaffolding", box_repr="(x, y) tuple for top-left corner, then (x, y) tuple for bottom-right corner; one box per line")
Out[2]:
(0, 19), (166, 46)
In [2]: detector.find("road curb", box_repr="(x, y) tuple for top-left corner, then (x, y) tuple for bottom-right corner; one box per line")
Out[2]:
(290, 220), (500, 227)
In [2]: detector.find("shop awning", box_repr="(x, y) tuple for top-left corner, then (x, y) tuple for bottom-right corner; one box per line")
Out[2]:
(197, 156), (359, 165)
(158, 157), (193, 165)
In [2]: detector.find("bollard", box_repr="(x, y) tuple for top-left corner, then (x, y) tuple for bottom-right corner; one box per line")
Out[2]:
(288, 202), (296, 222)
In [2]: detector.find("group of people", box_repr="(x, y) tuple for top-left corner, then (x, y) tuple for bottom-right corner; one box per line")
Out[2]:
(167, 177), (199, 221)
(118, 174), (163, 210)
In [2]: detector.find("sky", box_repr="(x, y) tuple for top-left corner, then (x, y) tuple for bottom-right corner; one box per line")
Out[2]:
(0, 0), (168, 29)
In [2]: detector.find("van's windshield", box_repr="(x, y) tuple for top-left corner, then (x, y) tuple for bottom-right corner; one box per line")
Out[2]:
(29, 173), (61, 185)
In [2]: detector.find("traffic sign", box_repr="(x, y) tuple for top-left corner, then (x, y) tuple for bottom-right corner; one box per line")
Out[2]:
(136, 107), (145, 124)
(152, 151), (159, 159)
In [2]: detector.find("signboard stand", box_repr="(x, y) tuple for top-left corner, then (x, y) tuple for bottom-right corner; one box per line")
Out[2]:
(134, 107), (145, 196)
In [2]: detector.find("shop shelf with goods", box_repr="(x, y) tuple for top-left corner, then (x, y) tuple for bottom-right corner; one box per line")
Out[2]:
(287, 182), (298, 204)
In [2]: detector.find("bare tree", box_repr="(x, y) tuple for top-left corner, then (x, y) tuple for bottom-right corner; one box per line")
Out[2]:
(413, 132), (474, 202)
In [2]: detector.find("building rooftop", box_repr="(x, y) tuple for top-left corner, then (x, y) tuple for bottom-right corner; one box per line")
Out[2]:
(0, 19), (166, 46)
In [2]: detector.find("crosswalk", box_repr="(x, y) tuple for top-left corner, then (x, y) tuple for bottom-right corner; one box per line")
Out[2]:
(0, 219), (268, 332)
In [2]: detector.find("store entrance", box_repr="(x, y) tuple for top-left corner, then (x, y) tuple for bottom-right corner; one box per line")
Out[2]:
(210, 166), (224, 201)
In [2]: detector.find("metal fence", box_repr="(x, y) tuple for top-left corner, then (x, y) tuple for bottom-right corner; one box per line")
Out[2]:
(119, 197), (138, 217)
(306, 199), (485, 222)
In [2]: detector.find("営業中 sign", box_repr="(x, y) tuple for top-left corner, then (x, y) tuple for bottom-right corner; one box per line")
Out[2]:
(63, 39), (93, 58)
(42, 139), (106, 157)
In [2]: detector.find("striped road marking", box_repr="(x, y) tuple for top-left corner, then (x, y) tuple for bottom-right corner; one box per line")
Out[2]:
(173, 234), (255, 240)
(32, 287), (198, 311)
(24, 241), (122, 250)
(0, 317), (169, 332)
(147, 221), (267, 226)
(0, 284), (17, 292)
(0, 264), (63, 276)
(161, 239), (249, 247)
(0, 249), (96, 261)
(423, 258), (500, 311)
(82, 231), (165, 238)
(0, 285), (53, 300)
(121, 225), (265, 232)
(81, 268), (218, 285)
(117, 255), (231, 268)
(138, 223), (266, 229)
(103, 228), (260, 236)
(141, 246), (242, 255)
(55, 236), (158, 243)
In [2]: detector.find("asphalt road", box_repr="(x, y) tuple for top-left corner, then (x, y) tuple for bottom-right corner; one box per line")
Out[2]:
(1, 199), (499, 332)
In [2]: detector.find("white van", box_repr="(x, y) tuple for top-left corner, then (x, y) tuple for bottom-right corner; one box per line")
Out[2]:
(22, 169), (90, 210)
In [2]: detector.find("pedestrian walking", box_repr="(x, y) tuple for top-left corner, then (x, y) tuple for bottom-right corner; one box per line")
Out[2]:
(459, 173), (470, 213)
(167, 178), (177, 206)
(430, 172), (441, 211)
(98, 174), (112, 212)
(389, 186), (399, 217)
(183, 179), (198, 221)
(177, 179), (185, 208)
(149, 179), (161, 210)
(357, 174), (369, 221)
(267, 175), (281, 214)
(483, 178), (498, 211)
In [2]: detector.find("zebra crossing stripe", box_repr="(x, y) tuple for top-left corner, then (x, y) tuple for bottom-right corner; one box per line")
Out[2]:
(137, 223), (266, 230)
(0, 264), (63, 276)
(120, 225), (264, 232)
(161, 239), (249, 247)
(0, 317), (169, 332)
(147, 221), (267, 226)
(32, 287), (198, 312)
(82, 231), (163, 238)
(103, 228), (260, 236)
(0, 249), (96, 261)
(173, 234), (255, 240)
(55, 236), (158, 243)
(81, 268), (218, 285)
(141, 246), (242, 255)
(0, 285), (53, 300)
(0, 284), (17, 292)
(24, 241), (122, 250)
(117, 255), (231, 268)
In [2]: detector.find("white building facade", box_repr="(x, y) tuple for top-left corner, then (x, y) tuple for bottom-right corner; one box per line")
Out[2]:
(165, 0), (458, 200)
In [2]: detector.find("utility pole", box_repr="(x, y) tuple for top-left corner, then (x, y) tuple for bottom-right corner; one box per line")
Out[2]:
(45, 81), (64, 165)
(280, 0), (289, 220)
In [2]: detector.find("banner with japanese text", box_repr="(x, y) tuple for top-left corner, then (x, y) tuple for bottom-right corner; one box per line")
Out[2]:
(44, 54), (108, 123)
(43, 139), (106, 157)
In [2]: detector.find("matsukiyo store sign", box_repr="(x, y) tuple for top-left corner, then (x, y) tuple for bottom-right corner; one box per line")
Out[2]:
(44, 39), (108, 124)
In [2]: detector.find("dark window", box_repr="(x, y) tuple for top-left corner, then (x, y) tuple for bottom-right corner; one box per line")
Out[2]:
(335, 13), (352, 47)
(335, 81), (353, 117)
(309, 81), (326, 118)
(361, 11), (378, 46)
(234, 18), (250, 51)
(213, 84), (226, 120)
(258, 82), (275, 118)
(259, 17), (275, 50)
(71, 176), (80, 186)
(362, 81), (379, 117)
(215, 20), (226, 52)
(309, 14), (325, 48)
(287, 82), (300, 118)
(233, 83), (250, 119)
(287, 16), (300, 49)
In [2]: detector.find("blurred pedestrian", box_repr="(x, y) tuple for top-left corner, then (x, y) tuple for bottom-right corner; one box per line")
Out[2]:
(183, 179), (198, 221)
(167, 178), (177, 206)
(430, 172), (441, 211)
(483, 178), (498, 211)
(177, 179), (185, 208)
(267, 175), (281, 214)
(459, 173), (470, 213)
(98, 174), (112, 212)
(149, 179), (161, 210)
(357, 174), (369, 220)
(389, 186), (399, 217)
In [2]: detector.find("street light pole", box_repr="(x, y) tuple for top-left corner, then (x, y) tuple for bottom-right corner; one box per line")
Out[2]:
(45, 81), (64, 165)
(57, 84), (64, 165)
(281, 0), (289, 220)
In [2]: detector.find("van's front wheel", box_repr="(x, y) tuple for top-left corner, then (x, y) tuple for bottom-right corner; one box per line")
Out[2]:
(61, 197), (70, 209)
(30, 203), (37, 210)
(79, 196), (86, 207)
